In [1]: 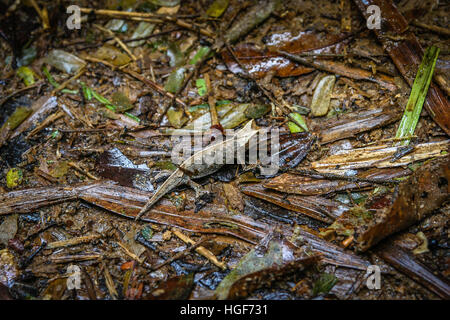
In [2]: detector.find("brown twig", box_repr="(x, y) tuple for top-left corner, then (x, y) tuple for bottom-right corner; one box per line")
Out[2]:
(122, 69), (187, 108)
(150, 237), (212, 271)
(93, 24), (137, 61)
(288, 169), (400, 186)
(79, 8), (215, 38)
(171, 228), (226, 270)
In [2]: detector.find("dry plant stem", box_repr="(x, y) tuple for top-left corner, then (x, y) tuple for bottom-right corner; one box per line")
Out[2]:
(151, 237), (212, 271)
(50, 254), (102, 263)
(79, 8), (215, 38)
(288, 169), (400, 186)
(51, 68), (86, 95)
(0, 81), (44, 107)
(84, 56), (117, 70)
(340, 0), (352, 32)
(47, 234), (101, 249)
(434, 74), (450, 96)
(204, 73), (219, 127)
(93, 24), (137, 61)
(171, 228), (226, 270)
(102, 262), (118, 299)
(116, 241), (145, 264)
(68, 162), (99, 180)
(26, 111), (64, 138)
(29, 0), (49, 29)
(412, 20), (450, 36)
(122, 69), (187, 108)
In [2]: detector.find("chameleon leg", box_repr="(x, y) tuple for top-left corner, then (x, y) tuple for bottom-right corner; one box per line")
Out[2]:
(135, 168), (188, 221)
(187, 179), (214, 213)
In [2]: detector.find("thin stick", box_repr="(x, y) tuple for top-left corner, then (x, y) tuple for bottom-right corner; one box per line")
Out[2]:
(26, 111), (64, 139)
(412, 20), (450, 36)
(68, 162), (100, 180)
(93, 24), (137, 61)
(122, 69), (187, 108)
(204, 73), (219, 127)
(51, 68), (86, 95)
(117, 241), (145, 264)
(150, 237), (212, 271)
(47, 234), (101, 249)
(79, 8), (215, 38)
(288, 169), (400, 186)
(0, 81), (44, 107)
(102, 262), (118, 299)
(171, 228), (226, 270)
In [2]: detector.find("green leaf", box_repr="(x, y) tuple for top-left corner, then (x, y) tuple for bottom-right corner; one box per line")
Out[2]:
(167, 106), (187, 128)
(196, 78), (207, 96)
(17, 66), (35, 86)
(140, 226), (153, 240)
(167, 42), (185, 67)
(44, 49), (86, 74)
(112, 91), (134, 113)
(189, 46), (211, 65)
(215, 238), (285, 299)
(287, 121), (303, 133)
(245, 104), (271, 119)
(1, 106), (32, 130)
(395, 46), (440, 146)
(17, 47), (37, 67)
(206, 0), (229, 17)
(164, 67), (186, 93)
(42, 66), (60, 88)
(288, 112), (308, 131)
(124, 112), (141, 123)
(312, 273), (337, 296)
(92, 90), (112, 105)
(6, 168), (23, 189)
(61, 89), (79, 95)
(129, 22), (155, 48)
(80, 82), (93, 101)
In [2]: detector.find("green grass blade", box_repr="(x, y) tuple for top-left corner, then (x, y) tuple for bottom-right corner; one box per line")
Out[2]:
(395, 46), (440, 145)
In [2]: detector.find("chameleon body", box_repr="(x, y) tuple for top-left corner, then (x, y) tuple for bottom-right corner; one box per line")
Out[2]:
(136, 121), (258, 220)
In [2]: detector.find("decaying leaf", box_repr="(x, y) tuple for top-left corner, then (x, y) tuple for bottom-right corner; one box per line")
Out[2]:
(215, 232), (317, 299)
(325, 156), (449, 252)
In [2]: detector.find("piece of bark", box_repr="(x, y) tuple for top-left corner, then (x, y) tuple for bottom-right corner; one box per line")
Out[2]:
(375, 242), (450, 299)
(10, 96), (58, 140)
(329, 157), (449, 252)
(241, 183), (348, 223)
(310, 107), (402, 144)
(353, 0), (450, 135)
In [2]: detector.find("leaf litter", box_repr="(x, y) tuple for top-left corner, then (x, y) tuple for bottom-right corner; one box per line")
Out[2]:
(0, 0), (449, 301)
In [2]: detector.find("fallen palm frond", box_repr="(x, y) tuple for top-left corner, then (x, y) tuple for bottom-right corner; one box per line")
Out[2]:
(264, 168), (410, 196)
(395, 46), (440, 145)
(241, 184), (348, 223)
(311, 140), (449, 172)
(310, 107), (402, 144)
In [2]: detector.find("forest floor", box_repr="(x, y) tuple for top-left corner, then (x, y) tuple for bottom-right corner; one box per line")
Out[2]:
(0, 0), (449, 300)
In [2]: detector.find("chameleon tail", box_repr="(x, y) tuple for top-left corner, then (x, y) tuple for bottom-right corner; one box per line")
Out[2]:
(135, 169), (187, 221)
